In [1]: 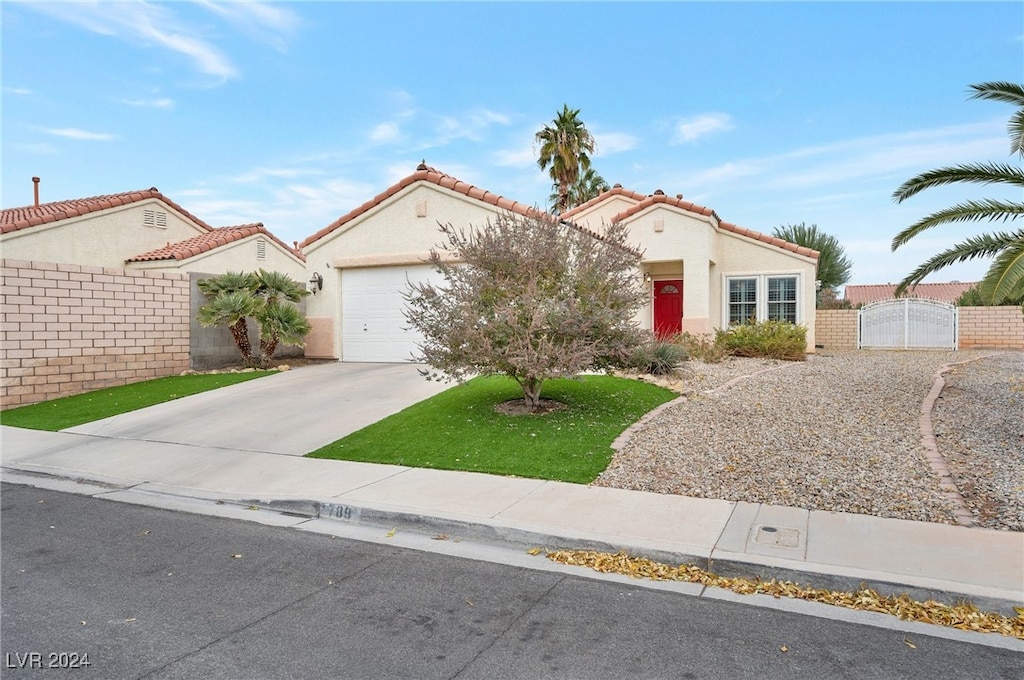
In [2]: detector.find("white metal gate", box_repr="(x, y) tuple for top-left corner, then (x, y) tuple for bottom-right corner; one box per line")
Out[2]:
(858, 299), (958, 349)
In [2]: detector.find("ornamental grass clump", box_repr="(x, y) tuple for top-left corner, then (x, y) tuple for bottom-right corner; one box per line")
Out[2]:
(627, 339), (688, 376)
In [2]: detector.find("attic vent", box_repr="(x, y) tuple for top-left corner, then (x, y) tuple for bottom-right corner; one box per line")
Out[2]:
(142, 209), (168, 228)
(256, 238), (267, 260)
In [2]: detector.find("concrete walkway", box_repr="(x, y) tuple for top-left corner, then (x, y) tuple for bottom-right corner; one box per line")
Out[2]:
(1, 363), (1022, 620)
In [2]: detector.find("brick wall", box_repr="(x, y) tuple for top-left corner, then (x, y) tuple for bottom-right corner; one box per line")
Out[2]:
(814, 306), (1024, 351)
(814, 309), (859, 351)
(1, 259), (190, 408)
(958, 306), (1024, 349)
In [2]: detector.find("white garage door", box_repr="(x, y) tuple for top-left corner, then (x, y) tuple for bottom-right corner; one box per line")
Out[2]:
(341, 265), (441, 363)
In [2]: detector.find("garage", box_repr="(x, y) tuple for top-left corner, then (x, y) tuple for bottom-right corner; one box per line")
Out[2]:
(341, 265), (442, 363)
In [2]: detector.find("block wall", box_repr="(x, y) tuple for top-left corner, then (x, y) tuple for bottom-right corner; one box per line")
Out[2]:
(1, 259), (190, 408)
(813, 309), (859, 351)
(958, 306), (1024, 349)
(814, 306), (1024, 351)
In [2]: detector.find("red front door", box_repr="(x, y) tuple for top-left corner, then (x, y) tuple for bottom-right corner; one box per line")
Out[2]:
(653, 280), (683, 339)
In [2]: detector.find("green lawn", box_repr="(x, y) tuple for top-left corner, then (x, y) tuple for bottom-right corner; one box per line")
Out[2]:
(306, 374), (677, 483)
(0, 372), (274, 431)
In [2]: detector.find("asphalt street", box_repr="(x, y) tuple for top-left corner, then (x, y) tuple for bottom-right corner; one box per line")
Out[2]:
(1, 483), (1020, 679)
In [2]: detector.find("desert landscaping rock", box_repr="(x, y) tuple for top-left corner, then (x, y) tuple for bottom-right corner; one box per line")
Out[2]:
(596, 350), (1023, 530)
(932, 352), (1024, 531)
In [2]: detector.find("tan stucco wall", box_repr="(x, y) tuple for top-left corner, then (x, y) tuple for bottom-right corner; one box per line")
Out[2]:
(302, 183), (507, 358)
(623, 205), (817, 350)
(0, 200), (206, 269)
(125, 234), (306, 280)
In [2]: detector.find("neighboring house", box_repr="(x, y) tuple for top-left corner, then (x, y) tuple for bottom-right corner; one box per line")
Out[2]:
(0, 187), (304, 279)
(300, 164), (819, 362)
(843, 282), (977, 307)
(125, 223), (304, 276)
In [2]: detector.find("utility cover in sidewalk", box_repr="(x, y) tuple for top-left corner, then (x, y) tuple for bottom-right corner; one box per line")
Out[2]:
(755, 525), (800, 548)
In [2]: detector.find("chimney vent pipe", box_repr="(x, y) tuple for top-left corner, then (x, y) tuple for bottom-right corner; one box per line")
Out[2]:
(32, 177), (40, 207)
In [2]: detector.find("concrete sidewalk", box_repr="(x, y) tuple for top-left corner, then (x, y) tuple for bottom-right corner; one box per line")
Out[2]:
(2, 423), (1021, 617)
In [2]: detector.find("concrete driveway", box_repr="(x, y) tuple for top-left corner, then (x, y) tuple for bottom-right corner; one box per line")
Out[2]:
(65, 363), (453, 456)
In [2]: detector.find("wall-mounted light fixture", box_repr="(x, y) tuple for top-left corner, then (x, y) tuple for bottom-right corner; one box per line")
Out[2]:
(644, 272), (652, 284)
(309, 272), (324, 294)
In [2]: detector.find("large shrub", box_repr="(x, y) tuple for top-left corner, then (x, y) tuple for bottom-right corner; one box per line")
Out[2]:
(715, 321), (807, 361)
(404, 212), (646, 411)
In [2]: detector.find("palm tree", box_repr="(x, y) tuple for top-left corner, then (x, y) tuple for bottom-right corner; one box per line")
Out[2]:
(548, 167), (611, 213)
(891, 82), (1024, 305)
(197, 271), (260, 364)
(197, 270), (311, 368)
(536, 105), (596, 214)
(772, 223), (852, 298)
(252, 269), (310, 367)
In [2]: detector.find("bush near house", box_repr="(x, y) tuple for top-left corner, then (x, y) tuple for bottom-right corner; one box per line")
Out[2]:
(716, 321), (808, 361)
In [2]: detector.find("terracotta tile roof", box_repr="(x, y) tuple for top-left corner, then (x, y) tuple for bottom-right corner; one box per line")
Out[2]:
(598, 189), (819, 260)
(300, 163), (543, 249)
(559, 184), (648, 220)
(844, 282), (977, 306)
(0, 188), (215, 234)
(127, 224), (304, 263)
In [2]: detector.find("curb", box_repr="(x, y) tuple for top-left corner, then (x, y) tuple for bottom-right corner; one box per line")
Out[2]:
(3, 467), (1021, 620)
(237, 494), (1023, 618)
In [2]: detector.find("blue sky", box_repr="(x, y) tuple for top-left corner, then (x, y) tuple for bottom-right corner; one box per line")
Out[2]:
(3, 1), (1022, 288)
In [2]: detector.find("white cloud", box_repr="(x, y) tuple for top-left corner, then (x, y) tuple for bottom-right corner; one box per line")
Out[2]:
(43, 127), (117, 141)
(122, 97), (174, 109)
(672, 113), (734, 144)
(493, 145), (536, 168)
(594, 131), (637, 155)
(427, 107), (514, 145)
(193, 1), (302, 52)
(19, 2), (238, 82)
(370, 122), (401, 144)
(231, 166), (318, 183)
(5, 87), (32, 96)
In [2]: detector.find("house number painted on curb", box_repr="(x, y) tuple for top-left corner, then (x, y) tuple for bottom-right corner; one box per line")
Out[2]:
(321, 503), (361, 523)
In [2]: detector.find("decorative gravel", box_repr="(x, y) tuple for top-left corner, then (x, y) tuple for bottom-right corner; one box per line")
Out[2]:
(596, 350), (1023, 530)
(932, 352), (1024, 531)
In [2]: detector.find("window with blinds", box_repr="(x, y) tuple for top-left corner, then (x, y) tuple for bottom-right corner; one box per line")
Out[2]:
(767, 276), (797, 323)
(728, 278), (757, 325)
(726, 275), (800, 325)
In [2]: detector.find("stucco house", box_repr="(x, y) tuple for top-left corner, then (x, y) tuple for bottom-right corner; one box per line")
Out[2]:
(0, 185), (304, 279)
(300, 164), (819, 362)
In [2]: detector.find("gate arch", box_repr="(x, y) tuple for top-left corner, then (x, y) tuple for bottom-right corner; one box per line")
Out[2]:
(858, 299), (958, 350)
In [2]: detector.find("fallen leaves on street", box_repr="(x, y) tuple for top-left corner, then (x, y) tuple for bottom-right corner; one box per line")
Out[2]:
(542, 549), (1024, 640)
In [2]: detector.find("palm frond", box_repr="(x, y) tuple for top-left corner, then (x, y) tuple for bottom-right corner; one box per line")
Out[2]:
(894, 231), (1024, 298)
(978, 237), (1024, 303)
(1009, 109), (1024, 157)
(891, 200), (1024, 250)
(892, 163), (1024, 202)
(968, 81), (1024, 107)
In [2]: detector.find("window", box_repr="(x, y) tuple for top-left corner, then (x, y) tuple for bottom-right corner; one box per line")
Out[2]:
(725, 275), (800, 325)
(767, 276), (797, 323)
(728, 278), (757, 325)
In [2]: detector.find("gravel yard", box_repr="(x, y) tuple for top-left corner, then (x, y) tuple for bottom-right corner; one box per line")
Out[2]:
(596, 350), (1024, 531)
